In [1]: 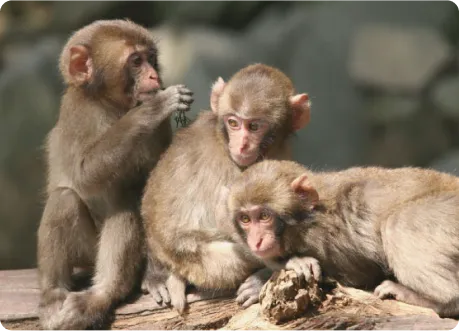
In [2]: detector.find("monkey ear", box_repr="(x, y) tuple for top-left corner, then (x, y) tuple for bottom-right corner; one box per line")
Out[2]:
(211, 77), (226, 114)
(291, 173), (319, 210)
(290, 94), (311, 131)
(68, 45), (93, 85)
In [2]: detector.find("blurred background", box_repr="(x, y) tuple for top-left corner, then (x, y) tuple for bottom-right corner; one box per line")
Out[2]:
(0, 1), (458, 270)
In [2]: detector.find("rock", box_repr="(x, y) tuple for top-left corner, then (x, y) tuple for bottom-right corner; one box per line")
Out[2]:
(156, 2), (264, 28)
(0, 36), (63, 269)
(259, 269), (323, 324)
(366, 95), (419, 124)
(369, 111), (449, 167)
(430, 150), (459, 176)
(349, 24), (452, 92)
(49, 2), (119, 29)
(432, 76), (459, 118)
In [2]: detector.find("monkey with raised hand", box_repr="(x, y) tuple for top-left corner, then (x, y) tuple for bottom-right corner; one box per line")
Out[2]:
(141, 64), (311, 312)
(37, 19), (193, 330)
(228, 159), (459, 318)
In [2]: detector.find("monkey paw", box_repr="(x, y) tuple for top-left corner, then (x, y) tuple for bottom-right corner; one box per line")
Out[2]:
(142, 276), (171, 306)
(45, 290), (109, 330)
(374, 280), (407, 301)
(38, 288), (69, 329)
(285, 256), (322, 282)
(160, 84), (194, 115)
(236, 268), (272, 308)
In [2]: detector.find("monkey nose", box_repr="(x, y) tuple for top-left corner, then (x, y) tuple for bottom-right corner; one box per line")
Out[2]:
(256, 238), (263, 250)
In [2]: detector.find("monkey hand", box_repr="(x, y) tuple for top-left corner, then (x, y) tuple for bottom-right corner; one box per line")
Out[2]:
(133, 84), (193, 129)
(374, 280), (410, 302)
(142, 267), (188, 314)
(236, 268), (272, 308)
(285, 256), (322, 282)
(142, 265), (172, 306)
(156, 84), (194, 116)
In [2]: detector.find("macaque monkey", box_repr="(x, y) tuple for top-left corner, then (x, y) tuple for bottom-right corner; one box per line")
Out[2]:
(37, 20), (193, 329)
(228, 159), (459, 318)
(141, 64), (311, 312)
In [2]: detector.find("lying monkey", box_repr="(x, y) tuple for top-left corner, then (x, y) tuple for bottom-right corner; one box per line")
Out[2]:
(228, 159), (459, 318)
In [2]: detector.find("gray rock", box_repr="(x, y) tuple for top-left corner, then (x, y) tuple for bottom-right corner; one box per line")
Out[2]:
(370, 111), (449, 167)
(151, 2), (263, 28)
(430, 151), (459, 177)
(432, 76), (459, 118)
(49, 2), (118, 29)
(366, 95), (419, 124)
(349, 24), (452, 92)
(0, 37), (63, 269)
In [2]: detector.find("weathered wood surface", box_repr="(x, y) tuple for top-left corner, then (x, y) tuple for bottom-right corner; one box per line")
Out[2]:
(1, 269), (458, 330)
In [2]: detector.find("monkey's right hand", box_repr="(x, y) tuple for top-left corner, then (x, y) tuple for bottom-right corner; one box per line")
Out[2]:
(156, 84), (194, 116)
(142, 268), (188, 314)
(142, 267), (172, 306)
(285, 256), (322, 282)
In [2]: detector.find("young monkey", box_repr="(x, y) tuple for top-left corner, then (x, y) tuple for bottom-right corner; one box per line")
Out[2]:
(37, 20), (193, 329)
(141, 64), (311, 312)
(228, 160), (459, 318)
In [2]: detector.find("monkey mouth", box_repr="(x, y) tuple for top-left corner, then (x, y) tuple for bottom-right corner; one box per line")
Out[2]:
(254, 248), (278, 259)
(137, 89), (160, 101)
(252, 244), (280, 259)
(233, 154), (258, 167)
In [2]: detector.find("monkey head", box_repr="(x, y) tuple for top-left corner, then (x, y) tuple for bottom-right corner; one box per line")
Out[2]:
(228, 160), (319, 259)
(210, 64), (311, 168)
(59, 19), (162, 109)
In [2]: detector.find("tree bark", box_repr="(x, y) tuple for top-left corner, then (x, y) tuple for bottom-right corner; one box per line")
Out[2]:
(1, 269), (457, 330)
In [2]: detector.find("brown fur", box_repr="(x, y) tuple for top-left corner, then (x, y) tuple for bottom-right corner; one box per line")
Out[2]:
(229, 160), (459, 317)
(37, 19), (193, 329)
(141, 64), (310, 310)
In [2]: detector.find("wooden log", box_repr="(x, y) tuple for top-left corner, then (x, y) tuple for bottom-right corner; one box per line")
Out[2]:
(1, 269), (458, 330)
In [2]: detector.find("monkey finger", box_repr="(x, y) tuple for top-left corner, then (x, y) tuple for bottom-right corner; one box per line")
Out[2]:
(241, 295), (259, 309)
(149, 287), (165, 304)
(180, 95), (194, 104)
(310, 261), (322, 281)
(177, 103), (192, 112)
(178, 87), (194, 96)
(158, 285), (171, 304)
(287, 260), (307, 279)
(299, 265), (312, 281)
(235, 291), (252, 305)
(236, 280), (253, 296)
(374, 280), (396, 299)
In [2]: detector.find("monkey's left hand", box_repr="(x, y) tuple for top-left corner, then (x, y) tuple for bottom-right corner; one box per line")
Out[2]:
(285, 256), (322, 282)
(236, 268), (272, 308)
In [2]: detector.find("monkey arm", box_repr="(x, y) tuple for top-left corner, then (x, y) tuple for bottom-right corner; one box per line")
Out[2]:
(73, 116), (155, 193)
(172, 240), (263, 290)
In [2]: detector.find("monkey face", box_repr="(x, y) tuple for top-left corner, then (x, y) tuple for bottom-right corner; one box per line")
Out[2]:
(234, 205), (283, 259)
(126, 47), (161, 102)
(223, 115), (270, 167)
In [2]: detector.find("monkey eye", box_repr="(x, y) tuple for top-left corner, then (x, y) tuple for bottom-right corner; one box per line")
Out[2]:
(130, 54), (143, 67)
(239, 214), (251, 224)
(147, 53), (157, 66)
(248, 122), (259, 132)
(260, 211), (271, 221)
(228, 118), (239, 129)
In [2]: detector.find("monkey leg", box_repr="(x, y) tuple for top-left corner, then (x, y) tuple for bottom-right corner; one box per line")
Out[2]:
(49, 210), (143, 329)
(37, 188), (97, 330)
(381, 193), (459, 317)
(374, 280), (439, 309)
